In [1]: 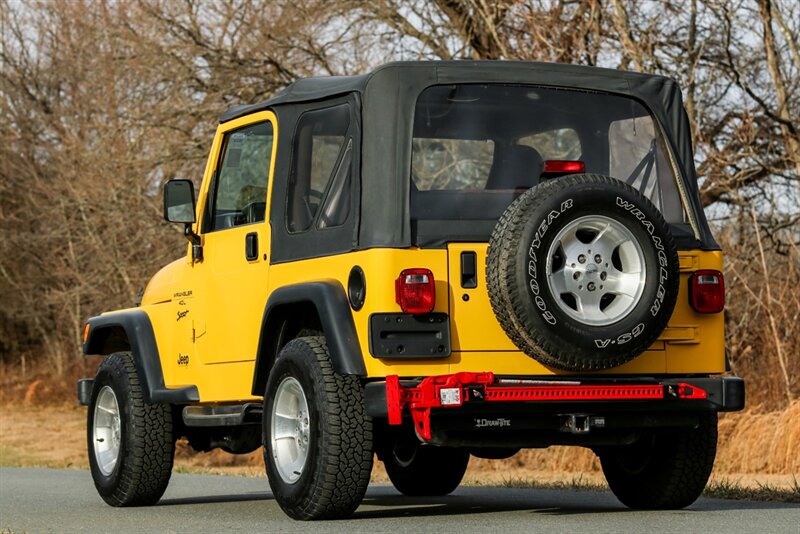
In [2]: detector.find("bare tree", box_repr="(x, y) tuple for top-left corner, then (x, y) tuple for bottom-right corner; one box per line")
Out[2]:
(1, 0), (797, 407)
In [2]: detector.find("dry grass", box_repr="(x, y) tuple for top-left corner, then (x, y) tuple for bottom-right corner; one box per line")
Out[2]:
(2, 353), (797, 494)
(2, 357), (798, 488)
(2, 399), (794, 505)
(0, 403), (86, 469)
(462, 474), (800, 503)
(716, 402), (800, 474)
(705, 477), (800, 503)
(2, 395), (798, 494)
(721, 229), (800, 411)
(485, 402), (800, 477)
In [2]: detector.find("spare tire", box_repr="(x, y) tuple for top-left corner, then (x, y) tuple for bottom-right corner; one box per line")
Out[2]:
(486, 174), (679, 371)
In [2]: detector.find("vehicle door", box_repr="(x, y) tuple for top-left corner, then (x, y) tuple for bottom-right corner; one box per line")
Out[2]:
(194, 111), (277, 365)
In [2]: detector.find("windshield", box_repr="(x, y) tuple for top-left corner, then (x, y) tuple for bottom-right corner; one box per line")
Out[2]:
(411, 84), (686, 246)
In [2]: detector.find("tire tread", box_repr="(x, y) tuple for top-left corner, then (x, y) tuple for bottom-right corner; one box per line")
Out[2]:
(89, 352), (174, 507)
(600, 411), (718, 509)
(486, 174), (679, 371)
(384, 446), (469, 496)
(266, 337), (373, 520)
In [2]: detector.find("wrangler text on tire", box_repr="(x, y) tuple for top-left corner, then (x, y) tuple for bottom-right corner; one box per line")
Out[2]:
(487, 174), (680, 371)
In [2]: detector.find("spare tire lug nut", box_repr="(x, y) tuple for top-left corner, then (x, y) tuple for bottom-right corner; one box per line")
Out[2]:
(578, 254), (586, 264)
(594, 254), (602, 263)
(587, 282), (596, 291)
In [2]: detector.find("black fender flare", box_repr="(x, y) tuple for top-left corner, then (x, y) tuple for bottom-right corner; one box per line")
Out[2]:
(83, 310), (199, 404)
(251, 280), (366, 396)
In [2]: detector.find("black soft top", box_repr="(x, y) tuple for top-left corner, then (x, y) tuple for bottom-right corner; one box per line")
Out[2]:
(219, 74), (371, 123)
(220, 61), (716, 251)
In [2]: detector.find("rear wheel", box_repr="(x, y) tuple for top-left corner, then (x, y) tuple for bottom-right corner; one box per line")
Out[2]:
(263, 336), (373, 520)
(598, 411), (718, 509)
(87, 352), (174, 506)
(383, 443), (469, 496)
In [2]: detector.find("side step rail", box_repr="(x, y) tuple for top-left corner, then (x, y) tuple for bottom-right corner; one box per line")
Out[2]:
(182, 403), (263, 427)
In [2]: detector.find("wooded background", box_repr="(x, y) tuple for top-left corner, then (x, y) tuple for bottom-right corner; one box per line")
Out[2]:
(1, 0), (797, 411)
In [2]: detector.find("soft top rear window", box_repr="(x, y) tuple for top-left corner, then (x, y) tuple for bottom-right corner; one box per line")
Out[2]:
(411, 84), (686, 246)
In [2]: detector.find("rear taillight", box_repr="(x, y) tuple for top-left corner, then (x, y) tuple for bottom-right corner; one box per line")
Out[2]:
(689, 270), (725, 313)
(543, 160), (586, 175)
(395, 268), (435, 314)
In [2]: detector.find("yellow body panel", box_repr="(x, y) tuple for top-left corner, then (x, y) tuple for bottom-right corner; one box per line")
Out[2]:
(193, 222), (270, 365)
(445, 244), (726, 376)
(134, 111), (279, 403)
(665, 250), (726, 373)
(268, 249), (453, 379)
(136, 243), (725, 403)
(189, 111), (277, 372)
(448, 243), (517, 352)
(121, 110), (726, 405)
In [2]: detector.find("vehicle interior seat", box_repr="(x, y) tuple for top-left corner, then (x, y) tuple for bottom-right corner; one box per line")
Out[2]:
(485, 144), (544, 190)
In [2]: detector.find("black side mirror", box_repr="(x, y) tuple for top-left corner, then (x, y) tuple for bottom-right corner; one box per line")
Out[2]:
(163, 180), (197, 224)
(164, 179), (203, 261)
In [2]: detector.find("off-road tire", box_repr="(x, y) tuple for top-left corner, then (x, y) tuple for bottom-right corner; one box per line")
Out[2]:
(87, 352), (174, 506)
(598, 411), (718, 509)
(383, 445), (469, 496)
(263, 337), (373, 520)
(486, 174), (679, 371)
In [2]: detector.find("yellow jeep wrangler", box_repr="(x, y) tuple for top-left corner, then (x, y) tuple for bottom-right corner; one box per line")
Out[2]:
(79, 61), (744, 519)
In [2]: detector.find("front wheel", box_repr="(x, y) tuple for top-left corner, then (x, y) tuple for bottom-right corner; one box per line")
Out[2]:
(598, 411), (718, 509)
(383, 443), (469, 496)
(87, 352), (174, 506)
(263, 337), (373, 520)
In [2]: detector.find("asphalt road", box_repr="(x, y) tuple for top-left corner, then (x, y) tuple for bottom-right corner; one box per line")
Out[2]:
(1, 468), (798, 533)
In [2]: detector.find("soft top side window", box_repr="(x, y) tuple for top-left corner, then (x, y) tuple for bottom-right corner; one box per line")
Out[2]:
(608, 117), (684, 222)
(286, 104), (351, 233)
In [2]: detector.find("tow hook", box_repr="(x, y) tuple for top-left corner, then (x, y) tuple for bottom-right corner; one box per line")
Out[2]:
(467, 386), (486, 401)
(560, 414), (605, 434)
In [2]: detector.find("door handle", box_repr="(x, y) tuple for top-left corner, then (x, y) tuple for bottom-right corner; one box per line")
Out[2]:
(461, 251), (477, 288)
(245, 232), (258, 261)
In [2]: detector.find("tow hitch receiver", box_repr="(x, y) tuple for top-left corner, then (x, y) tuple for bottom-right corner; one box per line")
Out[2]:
(386, 373), (707, 440)
(561, 414), (606, 434)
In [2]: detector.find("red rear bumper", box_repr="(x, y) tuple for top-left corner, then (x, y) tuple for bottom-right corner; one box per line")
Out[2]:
(384, 372), (711, 440)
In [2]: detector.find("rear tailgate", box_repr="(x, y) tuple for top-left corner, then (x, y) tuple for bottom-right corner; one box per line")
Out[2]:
(446, 243), (725, 375)
(448, 243), (516, 352)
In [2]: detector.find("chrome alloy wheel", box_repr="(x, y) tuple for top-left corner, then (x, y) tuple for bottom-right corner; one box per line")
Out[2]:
(93, 385), (122, 476)
(545, 215), (647, 326)
(271, 377), (311, 484)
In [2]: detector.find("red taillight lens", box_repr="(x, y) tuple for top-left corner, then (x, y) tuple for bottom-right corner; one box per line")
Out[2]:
(395, 268), (435, 314)
(689, 270), (725, 313)
(543, 160), (586, 174)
